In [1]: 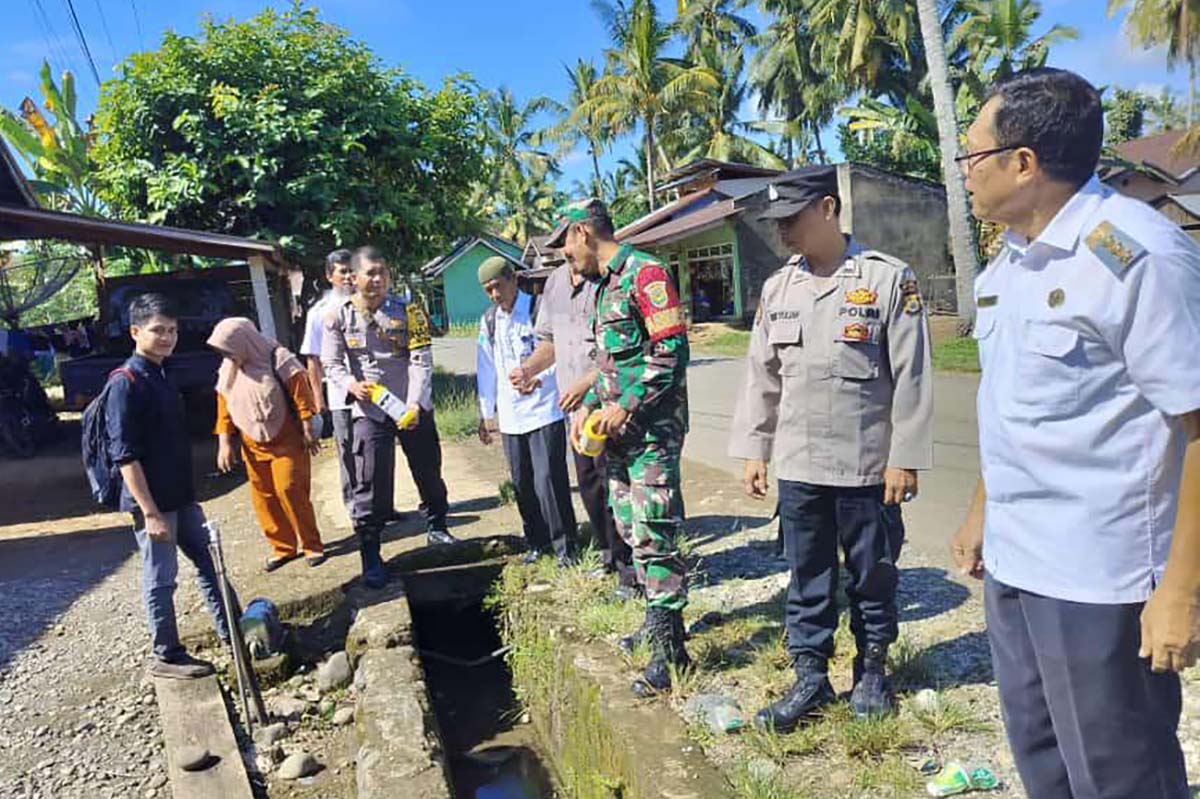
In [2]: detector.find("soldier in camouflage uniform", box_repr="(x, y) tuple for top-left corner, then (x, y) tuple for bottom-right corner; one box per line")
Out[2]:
(546, 198), (691, 696)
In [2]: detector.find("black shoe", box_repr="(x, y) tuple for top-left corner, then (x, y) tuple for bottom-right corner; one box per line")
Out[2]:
(753, 656), (835, 733)
(149, 653), (215, 680)
(264, 552), (300, 572)
(850, 644), (894, 718)
(632, 607), (691, 697)
(427, 527), (457, 546)
(357, 528), (387, 589)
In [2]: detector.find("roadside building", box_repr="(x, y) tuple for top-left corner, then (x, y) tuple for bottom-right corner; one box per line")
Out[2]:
(616, 159), (953, 323)
(419, 234), (524, 330)
(1101, 130), (1200, 243)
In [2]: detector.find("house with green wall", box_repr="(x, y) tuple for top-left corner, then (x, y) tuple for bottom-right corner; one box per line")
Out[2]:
(419, 233), (524, 330)
(617, 159), (953, 323)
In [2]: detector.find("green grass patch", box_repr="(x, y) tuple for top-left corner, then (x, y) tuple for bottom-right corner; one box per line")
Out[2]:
(432, 368), (478, 440)
(441, 320), (479, 339)
(851, 754), (924, 795)
(932, 335), (980, 372)
(691, 327), (751, 357)
(888, 636), (936, 693)
(728, 762), (812, 799)
(497, 479), (517, 506)
(835, 710), (914, 760)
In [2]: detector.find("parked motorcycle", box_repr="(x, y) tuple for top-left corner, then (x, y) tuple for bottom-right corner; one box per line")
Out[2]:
(0, 354), (58, 459)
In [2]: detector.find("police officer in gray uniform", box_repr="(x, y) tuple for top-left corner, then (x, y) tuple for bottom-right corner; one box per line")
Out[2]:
(729, 166), (933, 731)
(322, 245), (454, 589)
(953, 68), (1200, 799)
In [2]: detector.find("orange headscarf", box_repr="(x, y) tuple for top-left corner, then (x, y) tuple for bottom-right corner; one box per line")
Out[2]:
(208, 318), (306, 443)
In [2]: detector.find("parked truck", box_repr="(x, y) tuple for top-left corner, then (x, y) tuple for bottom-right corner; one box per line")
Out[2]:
(59, 263), (298, 424)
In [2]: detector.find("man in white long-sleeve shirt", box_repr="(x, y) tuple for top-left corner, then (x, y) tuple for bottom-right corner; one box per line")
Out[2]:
(475, 256), (577, 566)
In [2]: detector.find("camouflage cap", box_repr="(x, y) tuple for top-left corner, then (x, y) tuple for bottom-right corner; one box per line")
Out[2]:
(756, 165), (839, 221)
(545, 197), (612, 248)
(477, 255), (515, 284)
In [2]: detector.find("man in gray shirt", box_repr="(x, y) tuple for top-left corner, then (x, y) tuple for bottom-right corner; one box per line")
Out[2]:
(513, 261), (636, 593)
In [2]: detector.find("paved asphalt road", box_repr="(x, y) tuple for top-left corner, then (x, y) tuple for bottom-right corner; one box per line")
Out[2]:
(433, 336), (981, 571)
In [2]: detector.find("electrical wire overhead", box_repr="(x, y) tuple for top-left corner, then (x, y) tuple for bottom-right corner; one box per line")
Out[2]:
(27, 0), (79, 79)
(59, 0), (102, 86)
(128, 0), (144, 49)
(91, 0), (119, 63)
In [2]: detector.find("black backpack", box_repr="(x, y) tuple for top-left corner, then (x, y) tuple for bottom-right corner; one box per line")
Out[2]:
(81, 367), (137, 509)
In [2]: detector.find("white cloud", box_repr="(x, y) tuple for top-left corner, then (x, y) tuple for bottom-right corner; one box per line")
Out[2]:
(1135, 81), (1170, 97)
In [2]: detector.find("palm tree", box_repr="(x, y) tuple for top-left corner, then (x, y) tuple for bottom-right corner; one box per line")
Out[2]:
(675, 0), (757, 56)
(669, 43), (787, 168)
(950, 0), (1078, 79)
(546, 60), (612, 199)
(806, 0), (920, 92)
(482, 87), (558, 193)
(750, 0), (841, 164)
(496, 164), (562, 243)
(1109, 0), (1200, 125)
(915, 0), (981, 330)
(585, 0), (721, 209)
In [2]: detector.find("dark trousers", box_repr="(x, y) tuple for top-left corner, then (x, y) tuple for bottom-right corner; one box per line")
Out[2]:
(985, 574), (1188, 799)
(778, 480), (905, 663)
(352, 411), (449, 533)
(331, 408), (355, 510)
(573, 448), (636, 586)
(501, 421), (576, 558)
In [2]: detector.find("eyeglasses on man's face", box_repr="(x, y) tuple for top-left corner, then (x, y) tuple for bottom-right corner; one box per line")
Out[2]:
(955, 145), (1021, 174)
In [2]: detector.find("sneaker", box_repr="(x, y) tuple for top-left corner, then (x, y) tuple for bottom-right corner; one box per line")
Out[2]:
(149, 653), (215, 680)
(427, 528), (457, 546)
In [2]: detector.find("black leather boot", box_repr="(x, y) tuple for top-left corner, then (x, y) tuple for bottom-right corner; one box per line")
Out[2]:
(356, 527), (387, 589)
(753, 654), (836, 733)
(850, 643), (894, 718)
(631, 607), (691, 697)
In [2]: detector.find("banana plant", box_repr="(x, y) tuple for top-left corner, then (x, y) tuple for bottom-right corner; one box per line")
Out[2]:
(0, 60), (103, 216)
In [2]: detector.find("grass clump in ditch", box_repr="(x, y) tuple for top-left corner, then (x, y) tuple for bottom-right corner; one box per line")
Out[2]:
(888, 635), (936, 692)
(728, 764), (812, 799)
(909, 693), (991, 737)
(852, 754), (924, 795)
(835, 707), (914, 760)
(497, 478), (517, 506)
(432, 368), (479, 440)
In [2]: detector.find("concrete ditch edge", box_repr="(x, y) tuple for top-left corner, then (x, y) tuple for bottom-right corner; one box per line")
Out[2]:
(347, 584), (453, 799)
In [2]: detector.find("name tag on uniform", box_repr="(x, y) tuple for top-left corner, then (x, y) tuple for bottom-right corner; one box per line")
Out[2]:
(768, 320), (802, 345)
(977, 295), (998, 308)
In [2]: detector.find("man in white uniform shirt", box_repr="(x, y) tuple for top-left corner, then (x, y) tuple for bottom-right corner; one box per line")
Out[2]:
(952, 68), (1200, 799)
(476, 256), (577, 567)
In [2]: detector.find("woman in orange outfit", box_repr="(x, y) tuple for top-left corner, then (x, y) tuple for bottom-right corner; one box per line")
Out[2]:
(208, 318), (326, 571)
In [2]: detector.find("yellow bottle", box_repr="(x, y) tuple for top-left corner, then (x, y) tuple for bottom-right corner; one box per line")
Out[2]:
(576, 411), (607, 456)
(367, 383), (418, 430)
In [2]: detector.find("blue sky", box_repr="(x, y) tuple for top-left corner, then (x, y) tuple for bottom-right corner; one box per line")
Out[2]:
(1, 0), (1189, 190)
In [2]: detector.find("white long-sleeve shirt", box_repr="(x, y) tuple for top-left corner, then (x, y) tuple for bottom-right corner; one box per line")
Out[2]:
(476, 292), (564, 435)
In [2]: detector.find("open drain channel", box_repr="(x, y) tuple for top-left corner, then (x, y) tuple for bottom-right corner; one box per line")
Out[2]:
(406, 567), (554, 799)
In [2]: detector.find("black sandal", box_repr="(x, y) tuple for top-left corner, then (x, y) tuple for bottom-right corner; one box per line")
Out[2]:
(264, 553), (300, 572)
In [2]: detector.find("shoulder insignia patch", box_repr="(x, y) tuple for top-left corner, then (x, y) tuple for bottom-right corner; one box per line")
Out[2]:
(406, 301), (432, 349)
(634, 264), (686, 342)
(1085, 221), (1146, 275)
(899, 279), (923, 315)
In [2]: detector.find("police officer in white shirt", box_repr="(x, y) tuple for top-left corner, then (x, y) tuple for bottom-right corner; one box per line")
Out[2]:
(476, 256), (577, 566)
(952, 68), (1200, 799)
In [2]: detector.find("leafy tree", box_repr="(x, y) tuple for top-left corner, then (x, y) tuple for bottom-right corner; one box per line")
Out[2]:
(585, 0), (720, 209)
(603, 155), (652, 228)
(1147, 87), (1187, 131)
(90, 4), (487, 270)
(1105, 87), (1149, 144)
(675, 0), (757, 57)
(839, 101), (941, 180)
(0, 61), (102, 215)
(806, 0), (920, 93)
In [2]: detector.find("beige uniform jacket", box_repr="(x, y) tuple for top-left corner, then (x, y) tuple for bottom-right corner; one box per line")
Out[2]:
(321, 294), (434, 423)
(728, 239), (933, 486)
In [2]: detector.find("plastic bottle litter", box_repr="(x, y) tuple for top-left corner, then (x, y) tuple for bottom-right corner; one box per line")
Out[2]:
(683, 693), (746, 734)
(367, 383), (418, 430)
(925, 762), (999, 797)
(240, 598), (283, 660)
(575, 411), (607, 456)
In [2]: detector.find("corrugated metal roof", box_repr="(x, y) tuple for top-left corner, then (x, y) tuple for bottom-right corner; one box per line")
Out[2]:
(1112, 131), (1198, 182)
(614, 188), (717, 240)
(0, 204), (280, 260)
(623, 199), (741, 247)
